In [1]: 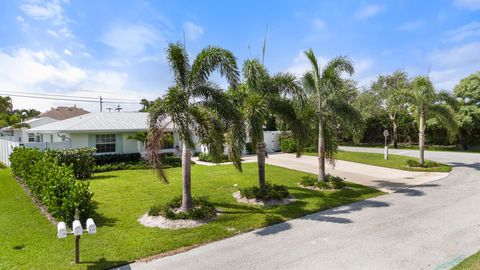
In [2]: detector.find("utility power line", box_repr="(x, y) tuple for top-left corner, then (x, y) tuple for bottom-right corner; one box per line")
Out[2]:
(0, 92), (139, 104)
(0, 90), (138, 102)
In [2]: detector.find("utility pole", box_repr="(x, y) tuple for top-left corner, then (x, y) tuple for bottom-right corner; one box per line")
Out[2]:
(99, 96), (103, 112)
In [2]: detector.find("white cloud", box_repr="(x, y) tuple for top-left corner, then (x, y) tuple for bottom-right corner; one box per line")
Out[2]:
(312, 18), (326, 30)
(286, 51), (327, 77)
(63, 49), (72, 56)
(20, 0), (65, 23)
(16, 16), (24, 22)
(46, 29), (59, 38)
(0, 48), (149, 112)
(445, 21), (480, 42)
(354, 4), (383, 20)
(353, 58), (374, 75)
(100, 24), (162, 55)
(454, 0), (480, 10)
(428, 42), (480, 90)
(183, 21), (204, 41)
(397, 20), (424, 31)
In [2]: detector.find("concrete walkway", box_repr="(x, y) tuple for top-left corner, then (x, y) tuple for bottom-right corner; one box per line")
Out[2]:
(193, 153), (448, 193)
(118, 148), (480, 270)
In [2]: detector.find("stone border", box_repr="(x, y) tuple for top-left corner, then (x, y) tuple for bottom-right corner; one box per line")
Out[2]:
(14, 176), (57, 224)
(138, 213), (206, 229)
(232, 191), (296, 206)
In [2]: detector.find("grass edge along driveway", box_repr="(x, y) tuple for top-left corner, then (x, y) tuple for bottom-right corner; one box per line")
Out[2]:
(0, 163), (384, 270)
(304, 151), (451, 172)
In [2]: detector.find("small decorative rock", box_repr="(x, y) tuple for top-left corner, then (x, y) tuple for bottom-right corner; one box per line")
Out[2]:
(232, 191), (295, 206)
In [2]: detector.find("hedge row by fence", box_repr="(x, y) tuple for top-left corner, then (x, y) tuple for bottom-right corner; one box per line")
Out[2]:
(56, 148), (96, 179)
(10, 147), (94, 224)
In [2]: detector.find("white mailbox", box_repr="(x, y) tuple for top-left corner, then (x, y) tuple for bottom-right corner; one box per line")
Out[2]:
(57, 222), (67, 239)
(72, 220), (83, 236)
(86, 218), (96, 234)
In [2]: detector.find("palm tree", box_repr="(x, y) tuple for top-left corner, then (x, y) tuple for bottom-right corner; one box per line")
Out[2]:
(147, 42), (245, 211)
(408, 76), (457, 164)
(236, 58), (306, 189)
(303, 49), (362, 181)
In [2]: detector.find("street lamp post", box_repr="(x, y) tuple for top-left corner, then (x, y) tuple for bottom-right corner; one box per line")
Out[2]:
(383, 129), (389, 160)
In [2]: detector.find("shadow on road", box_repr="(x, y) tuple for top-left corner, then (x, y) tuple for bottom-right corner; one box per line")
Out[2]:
(254, 199), (389, 236)
(372, 180), (440, 196)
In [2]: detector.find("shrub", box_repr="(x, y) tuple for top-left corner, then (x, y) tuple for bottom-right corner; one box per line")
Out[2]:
(406, 159), (440, 168)
(149, 196), (216, 221)
(10, 147), (94, 224)
(56, 148), (96, 179)
(198, 153), (230, 163)
(245, 142), (255, 154)
(240, 183), (290, 201)
(94, 153), (141, 166)
(93, 156), (182, 173)
(161, 156), (182, 167)
(280, 133), (297, 153)
(300, 174), (346, 190)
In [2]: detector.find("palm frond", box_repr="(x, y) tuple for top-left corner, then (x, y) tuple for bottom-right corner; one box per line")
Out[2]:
(242, 58), (269, 92)
(146, 99), (170, 183)
(271, 72), (305, 107)
(428, 104), (458, 137)
(166, 42), (190, 89)
(190, 46), (239, 89)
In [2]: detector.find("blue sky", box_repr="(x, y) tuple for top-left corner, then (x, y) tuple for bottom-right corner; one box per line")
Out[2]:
(0, 0), (479, 112)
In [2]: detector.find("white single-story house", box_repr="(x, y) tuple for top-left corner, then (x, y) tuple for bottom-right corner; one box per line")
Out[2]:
(0, 117), (60, 143)
(27, 112), (186, 155)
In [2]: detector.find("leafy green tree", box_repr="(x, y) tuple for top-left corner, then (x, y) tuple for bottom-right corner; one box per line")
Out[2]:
(146, 42), (245, 211)
(454, 72), (480, 149)
(408, 76), (457, 164)
(371, 70), (409, 148)
(234, 59), (307, 189)
(0, 96), (12, 113)
(12, 109), (41, 121)
(0, 113), (30, 129)
(302, 49), (363, 181)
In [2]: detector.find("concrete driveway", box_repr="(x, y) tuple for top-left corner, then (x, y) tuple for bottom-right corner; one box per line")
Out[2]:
(120, 148), (480, 270)
(262, 153), (448, 193)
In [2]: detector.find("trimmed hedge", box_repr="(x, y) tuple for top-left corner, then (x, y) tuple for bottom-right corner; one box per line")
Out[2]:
(300, 174), (346, 190)
(56, 148), (96, 179)
(10, 147), (94, 224)
(148, 196), (216, 220)
(197, 153), (230, 163)
(240, 183), (290, 200)
(94, 153), (141, 166)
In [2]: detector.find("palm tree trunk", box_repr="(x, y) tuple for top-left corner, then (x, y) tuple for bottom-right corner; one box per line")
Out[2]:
(257, 142), (266, 189)
(180, 142), (193, 211)
(419, 109), (425, 165)
(318, 119), (326, 182)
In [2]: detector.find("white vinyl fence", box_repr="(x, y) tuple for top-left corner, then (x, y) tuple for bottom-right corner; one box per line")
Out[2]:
(0, 140), (19, 167)
(0, 140), (71, 167)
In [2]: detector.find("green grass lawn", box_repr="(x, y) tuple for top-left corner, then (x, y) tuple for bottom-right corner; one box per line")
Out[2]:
(453, 252), (480, 270)
(341, 143), (480, 153)
(304, 151), (452, 172)
(0, 163), (383, 270)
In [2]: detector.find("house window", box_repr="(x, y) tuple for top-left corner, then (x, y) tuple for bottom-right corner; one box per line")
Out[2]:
(96, 134), (116, 153)
(28, 133), (35, 142)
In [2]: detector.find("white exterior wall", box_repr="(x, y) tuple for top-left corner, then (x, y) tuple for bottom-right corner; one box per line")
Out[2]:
(122, 133), (140, 154)
(264, 131), (282, 152)
(69, 133), (89, 148)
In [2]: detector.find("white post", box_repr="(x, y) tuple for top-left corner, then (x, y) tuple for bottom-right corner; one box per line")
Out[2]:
(383, 130), (389, 160)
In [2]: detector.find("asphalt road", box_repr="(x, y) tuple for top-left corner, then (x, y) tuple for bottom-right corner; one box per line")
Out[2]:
(120, 147), (480, 270)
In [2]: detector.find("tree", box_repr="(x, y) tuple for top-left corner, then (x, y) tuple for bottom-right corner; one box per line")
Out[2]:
(371, 70), (409, 148)
(454, 72), (480, 149)
(139, 99), (153, 112)
(408, 76), (457, 164)
(236, 58), (307, 189)
(302, 49), (363, 181)
(146, 42), (245, 211)
(0, 113), (30, 130)
(0, 96), (12, 113)
(12, 109), (41, 121)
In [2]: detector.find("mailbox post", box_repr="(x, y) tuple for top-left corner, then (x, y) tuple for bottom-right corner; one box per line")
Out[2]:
(57, 217), (96, 263)
(383, 129), (389, 160)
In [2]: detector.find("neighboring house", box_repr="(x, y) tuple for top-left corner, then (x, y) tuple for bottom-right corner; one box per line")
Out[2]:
(0, 117), (58, 143)
(39, 106), (90, 120)
(28, 112), (184, 155)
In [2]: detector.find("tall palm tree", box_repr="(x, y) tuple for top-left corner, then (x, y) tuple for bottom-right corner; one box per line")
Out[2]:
(303, 49), (362, 181)
(408, 76), (457, 164)
(237, 59), (306, 189)
(147, 42), (245, 211)
(0, 96), (13, 113)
